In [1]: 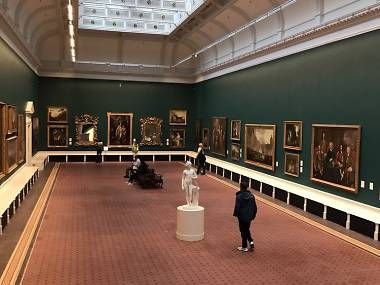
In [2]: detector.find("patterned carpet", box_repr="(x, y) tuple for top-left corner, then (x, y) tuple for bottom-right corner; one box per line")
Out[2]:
(20, 163), (380, 285)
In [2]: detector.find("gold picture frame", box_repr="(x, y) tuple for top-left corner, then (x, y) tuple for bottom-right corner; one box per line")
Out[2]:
(107, 112), (133, 147)
(17, 114), (25, 164)
(47, 106), (68, 123)
(211, 117), (227, 157)
(244, 124), (276, 171)
(169, 128), (185, 148)
(169, 109), (187, 125)
(284, 121), (302, 150)
(284, 152), (300, 177)
(231, 120), (241, 140)
(5, 136), (18, 173)
(7, 105), (17, 134)
(311, 124), (361, 193)
(140, 117), (163, 146)
(231, 143), (240, 161)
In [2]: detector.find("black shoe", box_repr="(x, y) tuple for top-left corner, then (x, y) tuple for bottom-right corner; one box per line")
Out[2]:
(249, 241), (255, 251)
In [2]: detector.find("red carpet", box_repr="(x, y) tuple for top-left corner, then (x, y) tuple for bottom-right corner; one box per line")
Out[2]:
(21, 163), (380, 285)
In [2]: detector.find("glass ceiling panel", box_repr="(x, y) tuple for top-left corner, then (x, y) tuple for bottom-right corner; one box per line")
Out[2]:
(78, 0), (206, 35)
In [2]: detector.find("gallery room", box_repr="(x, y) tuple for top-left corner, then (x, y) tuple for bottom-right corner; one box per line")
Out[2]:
(0, 0), (379, 284)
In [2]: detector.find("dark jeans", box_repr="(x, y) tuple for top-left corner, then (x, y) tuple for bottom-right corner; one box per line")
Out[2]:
(128, 169), (139, 183)
(238, 219), (253, 248)
(197, 161), (206, 175)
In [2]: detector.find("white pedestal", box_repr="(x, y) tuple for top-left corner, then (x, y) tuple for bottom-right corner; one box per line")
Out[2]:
(176, 205), (205, 241)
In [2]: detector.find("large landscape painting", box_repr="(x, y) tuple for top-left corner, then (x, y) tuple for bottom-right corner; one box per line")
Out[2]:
(311, 124), (361, 193)
(245, 124), (276, 171)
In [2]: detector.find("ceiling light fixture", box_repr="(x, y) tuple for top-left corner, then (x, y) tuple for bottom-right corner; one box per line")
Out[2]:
(68, 0), (76, 62)
(173, 0), (297, 67)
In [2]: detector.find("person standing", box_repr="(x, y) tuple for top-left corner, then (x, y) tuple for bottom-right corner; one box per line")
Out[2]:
(196, 143), (206, 175)
(96, 142), (103, 163)
(233, 181), (257, 252)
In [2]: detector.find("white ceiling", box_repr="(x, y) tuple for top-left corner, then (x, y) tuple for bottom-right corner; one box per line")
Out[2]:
(0, 0), (379, 83)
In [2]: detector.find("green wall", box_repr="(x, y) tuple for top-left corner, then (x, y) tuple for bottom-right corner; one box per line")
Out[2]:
(38, 77), (195, 151)
(0, 38), (38, 113)
(194, 30), (380, 207)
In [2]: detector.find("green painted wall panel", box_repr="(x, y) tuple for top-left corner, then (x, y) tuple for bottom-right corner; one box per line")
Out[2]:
(194, 30), (380, 207)
(0, 38), (38, 112)
(38, 78), (195, 151)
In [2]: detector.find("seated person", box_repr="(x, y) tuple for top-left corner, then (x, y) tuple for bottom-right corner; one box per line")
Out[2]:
(127, 156), (141, 185)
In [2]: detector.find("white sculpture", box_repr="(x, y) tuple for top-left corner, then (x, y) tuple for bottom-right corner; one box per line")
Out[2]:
(181, 161), (200, 208)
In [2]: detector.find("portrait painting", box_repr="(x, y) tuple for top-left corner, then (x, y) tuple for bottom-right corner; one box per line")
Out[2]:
(169, 110), (187, 125)
(202, 128), (209, 148)
(231, 120), (241, 140)
(7, 105), (17, 134)
(311, 124), (361, 193)
(245, 124), (276, 171)
(284, 152), (300, 177)
(231, 143), (240, 161)
(47, 125), (68, 148)
(211, 117), (227, 157)
(48, 106), (68, 123)
(107, 113), (133, 147)
(6, 136), (18, 172)
(169, 129), (185, 148)
(284, 121), (302, 150)
(17, 114), (25, 163)
(195, 119), (201, 145)
(32, 117), (39, 151)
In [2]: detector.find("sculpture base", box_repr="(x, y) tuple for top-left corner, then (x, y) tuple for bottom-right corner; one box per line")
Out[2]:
(176, 205), (204, 242)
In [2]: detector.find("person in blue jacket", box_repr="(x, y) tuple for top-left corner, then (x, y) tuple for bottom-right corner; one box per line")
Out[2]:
(233, 181), (257, 252)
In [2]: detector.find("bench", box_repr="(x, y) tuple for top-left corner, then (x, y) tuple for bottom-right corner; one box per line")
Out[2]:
(0, 166), (39, 234)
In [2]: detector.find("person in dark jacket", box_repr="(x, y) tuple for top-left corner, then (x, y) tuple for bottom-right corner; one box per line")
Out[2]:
(233, 181), (257, 252)
(196, 143), (206, 175)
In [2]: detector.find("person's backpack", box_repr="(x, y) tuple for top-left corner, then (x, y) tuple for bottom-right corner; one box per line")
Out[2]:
(247, 193), (257, 221)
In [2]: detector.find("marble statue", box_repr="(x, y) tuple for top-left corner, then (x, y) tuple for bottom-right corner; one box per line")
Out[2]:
(181, 161), (200, 208)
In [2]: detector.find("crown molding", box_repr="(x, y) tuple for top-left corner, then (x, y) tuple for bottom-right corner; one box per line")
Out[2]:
(195, 5), (380, 82)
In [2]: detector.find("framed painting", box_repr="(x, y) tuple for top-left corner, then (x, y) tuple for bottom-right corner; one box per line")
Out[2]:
(211, 117), (227, 156)
(48, 106), (68, 123)
(231, 143), (240, 161)
(169, 129), (185, 148)
(202, 128), (209, 148)
(284, 121), (302, 150)
(311, 124), (361, 193)
(47, 125), (68, 148)
(169, 109), (187, 125)
(107, 112), (133, 147)
(284, 152), (300, 177)
(195, 119), (201, 145)
(32, 116), (39, 152)
(245, 124), (276, 171)
(231, 120), (241, 140)
(6, 136), (18, 173)
(140, 117), (163, 146)
(17, 114), (25, 163)
(7, 105), (17, 134)
(0, 102), (6, 177)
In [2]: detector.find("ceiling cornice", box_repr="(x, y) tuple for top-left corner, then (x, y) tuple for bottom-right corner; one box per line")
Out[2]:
(0, 2), (379, 84)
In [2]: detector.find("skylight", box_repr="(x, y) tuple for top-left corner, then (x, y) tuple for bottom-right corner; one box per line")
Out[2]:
(78, 0), (206, 35)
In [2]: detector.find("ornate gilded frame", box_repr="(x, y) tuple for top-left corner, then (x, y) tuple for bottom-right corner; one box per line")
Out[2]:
(310, 124), (361, 193)
(107, 112), (133, 147)
(75, 114), (99, 146)
(283, 121), (303, 150)
(140, 117), (163, 146)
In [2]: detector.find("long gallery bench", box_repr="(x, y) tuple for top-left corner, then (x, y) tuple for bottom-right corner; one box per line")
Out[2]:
(26, 150), (380, 241)
(0, 166), (39, 234)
